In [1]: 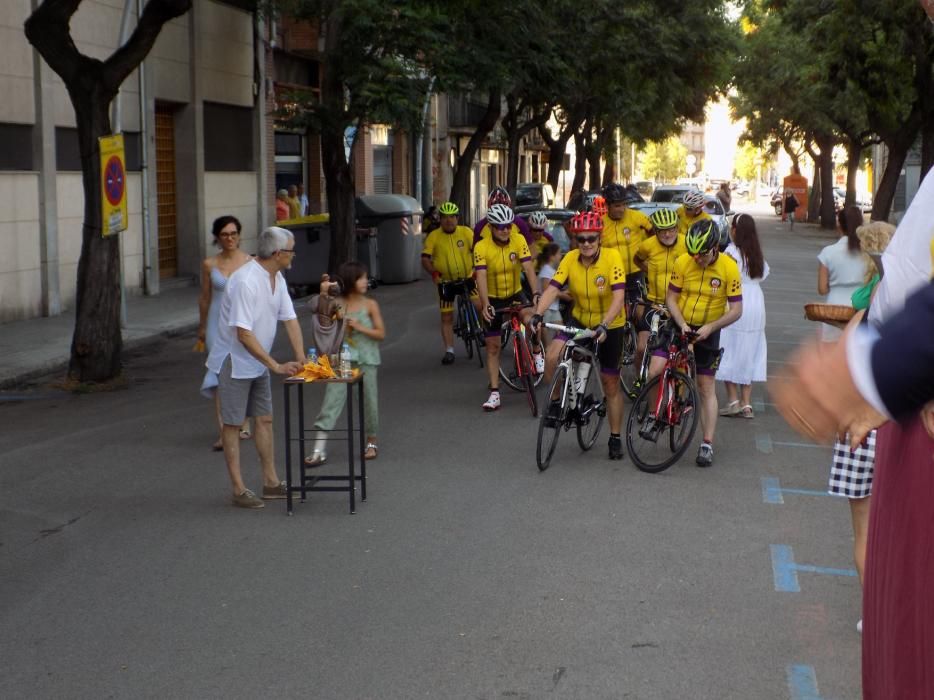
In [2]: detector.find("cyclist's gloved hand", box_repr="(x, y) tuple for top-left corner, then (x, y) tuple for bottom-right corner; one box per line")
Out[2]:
(530, 313), (543, 333)
(593, 322), (608, 343)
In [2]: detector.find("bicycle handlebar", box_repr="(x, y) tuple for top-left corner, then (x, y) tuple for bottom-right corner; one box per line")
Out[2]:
(543, 323), (598, 340)
(490, 302), (534, 314)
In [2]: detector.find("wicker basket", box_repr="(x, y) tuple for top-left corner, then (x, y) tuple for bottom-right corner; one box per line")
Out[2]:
(804, 303), (856, 327)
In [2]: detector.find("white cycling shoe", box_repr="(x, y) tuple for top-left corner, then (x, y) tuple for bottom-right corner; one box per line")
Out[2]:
(482, 391), (501, 411)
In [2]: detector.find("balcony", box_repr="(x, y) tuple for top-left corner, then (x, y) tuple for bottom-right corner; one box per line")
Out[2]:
(448, 95), (492, 129)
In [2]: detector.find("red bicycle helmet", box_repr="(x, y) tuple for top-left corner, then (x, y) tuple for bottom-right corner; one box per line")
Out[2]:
(568, 211), (604, 233)
(487, 186), (512, 208)
(591, 195), (608, 217)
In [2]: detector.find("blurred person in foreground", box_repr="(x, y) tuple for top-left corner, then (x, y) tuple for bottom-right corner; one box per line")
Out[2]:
(772, 167), (934, 699)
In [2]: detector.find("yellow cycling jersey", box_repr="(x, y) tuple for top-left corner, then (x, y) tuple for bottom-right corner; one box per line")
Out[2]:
(601, 209), (653, 277)
(549, 248), (627, 329)
(634, 234), (688, 303)
(676, 205), (712, 236)
(474, 232), (532, 299)
(421, 225), (474, 281)
(668, 252), (743, 327)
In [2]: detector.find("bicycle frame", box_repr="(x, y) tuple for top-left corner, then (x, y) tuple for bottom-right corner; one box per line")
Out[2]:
(544, 323), (602, 411)
(496, 304), (538, 381)
(651, 335), (695, 424)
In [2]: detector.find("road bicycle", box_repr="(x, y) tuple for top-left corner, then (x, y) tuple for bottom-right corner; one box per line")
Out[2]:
(625, 327), (699, 473)
(619, 302), (671, 399)
(617, 279), (648, 397)
(536, 324), (607, 471)
(495, 302), (543, 417)
(447, 279), (484, 367)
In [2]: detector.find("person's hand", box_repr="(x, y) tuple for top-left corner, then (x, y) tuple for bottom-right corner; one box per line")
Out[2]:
(694, 324), (713, 342)
(432, 271), (442, 284)
(319, 273), (332, 297)
(920, 403), (934, 445)
(592, 323), (608, 343)
(482, 304), (495, 323)
(529, 313), (543, 333)
(345, 317), (359, 331)
(197, 328), (206, 341)
(680, 322), (691, 336)
(274, 361), (304, 376)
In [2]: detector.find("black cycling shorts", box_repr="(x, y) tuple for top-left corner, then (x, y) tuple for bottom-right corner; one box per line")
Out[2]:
(556, 321), (624, 376)
(485, 292), (530, 337)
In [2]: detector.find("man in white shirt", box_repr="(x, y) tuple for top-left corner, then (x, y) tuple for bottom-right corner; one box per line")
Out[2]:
(297, 182), (310, 217)
(206, 226), (305, 508)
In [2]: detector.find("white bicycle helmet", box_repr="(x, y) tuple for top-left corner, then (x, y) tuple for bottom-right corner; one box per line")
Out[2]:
(682, 190), (705, 208)
(487, 203), (515, 226)
(528, 210), (548, 228)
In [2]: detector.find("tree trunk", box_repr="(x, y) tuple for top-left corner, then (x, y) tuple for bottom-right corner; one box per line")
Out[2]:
(816, 133), (836, 229)
(502, 94), (521, 194)
(320, 126), (356, 273)
(450, 89), (501, 222)
(68, 85), (123, 382)
(808, 160), (821, 223)
(571, 131), (586, 194)
(872, 126), (919, 221)
(586, 129), (602, 192)
(843, 139), (862, 209)
(540, 119), (576, 192)
(24, 0), (192, 383)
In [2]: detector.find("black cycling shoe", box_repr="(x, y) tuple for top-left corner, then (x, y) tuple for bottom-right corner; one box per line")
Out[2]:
(608, 435), (624, 460)
(441, 351), (455, 365)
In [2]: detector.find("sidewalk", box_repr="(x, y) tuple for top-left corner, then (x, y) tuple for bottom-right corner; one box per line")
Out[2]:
(0, 284), (202, 389)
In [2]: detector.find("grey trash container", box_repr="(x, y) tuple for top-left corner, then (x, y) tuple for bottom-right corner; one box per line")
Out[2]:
(356, 194), (424, 283)
(281, 217), (330, 295)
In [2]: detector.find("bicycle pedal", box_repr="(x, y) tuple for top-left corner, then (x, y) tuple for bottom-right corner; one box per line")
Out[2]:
(638, 420), (662, 442)
(596, 403), (607, 417)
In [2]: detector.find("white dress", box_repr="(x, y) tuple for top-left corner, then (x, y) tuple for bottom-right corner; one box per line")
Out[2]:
(817, 236), (869, 342)
(717, 242), (768, 384)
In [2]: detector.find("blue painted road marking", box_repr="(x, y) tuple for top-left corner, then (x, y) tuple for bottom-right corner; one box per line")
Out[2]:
(787, 665), (823, 700)
(762, 477), (830, 504)
(771, 544), (857, 592)
(756, 433), (773, 454)
(773, 440), (825, 450)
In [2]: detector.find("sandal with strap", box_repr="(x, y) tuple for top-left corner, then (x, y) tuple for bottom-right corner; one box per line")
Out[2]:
(719, 400), (741, 417)
(364, 442), (378, 460)
(741, 404), (755, 419)
(304, 451), (327, 467)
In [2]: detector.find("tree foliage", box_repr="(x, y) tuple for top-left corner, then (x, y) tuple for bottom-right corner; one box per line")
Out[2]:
(639, 137), (688, 183)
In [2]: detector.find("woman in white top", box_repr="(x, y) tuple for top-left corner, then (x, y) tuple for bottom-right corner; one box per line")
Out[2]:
(718, 214), (769, 418)
(536, 244), (571, 340)
(817, 206), (872, 342)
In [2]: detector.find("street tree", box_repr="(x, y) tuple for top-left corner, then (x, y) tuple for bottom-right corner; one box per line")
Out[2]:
(24, 0), (192, 383)
(639, 137), (688, 183)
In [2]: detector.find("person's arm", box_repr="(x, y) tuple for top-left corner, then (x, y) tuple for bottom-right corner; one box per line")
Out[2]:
(666, 287), (689, 334)
(197, 259), (213, 342)
(476, 268), (493, 321)
(633, 252), (648, 273)
(421, 253), (438, 281)
(817, 263), (830, 295)
(602, 288), (626, 328)
(534, 285), (560, 317)
(236, 327), (302, 375)
(282, 318), (305, 364)
(698, 300), (742, 340)
(521, 259), (540, 298)
(346, 299), (386, 341)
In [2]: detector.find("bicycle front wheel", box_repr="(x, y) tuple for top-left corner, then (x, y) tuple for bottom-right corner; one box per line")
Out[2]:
(618, 322), (640, 399)
(519, 339), (539, 417)
(537, 365), (569, 471)
(576, 364), (605, 450)
(499, 328), (543, 391)
(455, 295), (473, 360)
(625, 371), (697, 473)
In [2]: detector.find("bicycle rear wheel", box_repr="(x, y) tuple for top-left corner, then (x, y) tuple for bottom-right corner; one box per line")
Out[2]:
(499, 328), (523, 391)
(625, 371), (698, 473)
(467, 304), (485, 368)
(576, 364), (605, 450)
(519, 337), (539, 417)
(618, 322), (640, 398)
(537, 365), (569, 471)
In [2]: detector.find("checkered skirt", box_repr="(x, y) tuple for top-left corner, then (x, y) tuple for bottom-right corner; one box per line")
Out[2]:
(827, 430), (876, 498)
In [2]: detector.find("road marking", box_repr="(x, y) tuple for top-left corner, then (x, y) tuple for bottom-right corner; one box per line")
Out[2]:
(756, 433), (773, 454)
(773, 441), (824, 449)
(787, 665), (824, 700)
(771, 544), (857, 593)
(761, 477), (829, 504)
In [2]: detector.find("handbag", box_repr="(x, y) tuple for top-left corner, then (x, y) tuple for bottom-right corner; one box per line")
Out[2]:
(307, 293), (345, 356)
(851, 274), (880, 311)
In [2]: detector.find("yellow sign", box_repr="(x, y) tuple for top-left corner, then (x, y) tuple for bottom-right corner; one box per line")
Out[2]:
(99, 134), (128, 236)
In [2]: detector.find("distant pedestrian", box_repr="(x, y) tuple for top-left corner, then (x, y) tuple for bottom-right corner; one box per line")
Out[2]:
(286, 185), (302, 219)
(297, 182), (310, 216)
(305, 261), (385, 466)
(205, 226), (306, 509)
(784, 191), (800, 229)
(816, 206), (872, 343)
(198, 215), (253, 450)
(423, 205), (441, 233)
(717, 213), (768, 418)
(716, 182), (732, 211)
(275, 189), (289, 222)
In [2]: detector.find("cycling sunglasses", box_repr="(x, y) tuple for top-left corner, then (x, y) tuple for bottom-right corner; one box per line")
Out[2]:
(576, 235), (599, 244)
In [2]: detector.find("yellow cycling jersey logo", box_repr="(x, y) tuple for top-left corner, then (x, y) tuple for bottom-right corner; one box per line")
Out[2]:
(457, 240), (465, 248)
(509, 252), (518, 262)
(709, 278), (722, 291)
(595, 274), (607, 290)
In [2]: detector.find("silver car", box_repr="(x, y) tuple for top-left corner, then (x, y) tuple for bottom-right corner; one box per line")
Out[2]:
(632, 192), (732, 250)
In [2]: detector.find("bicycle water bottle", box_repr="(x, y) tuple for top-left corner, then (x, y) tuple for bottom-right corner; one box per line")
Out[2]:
(574, 360), (591, 395)
(339, 343), (353, 378)
(307, 347), (318, 364)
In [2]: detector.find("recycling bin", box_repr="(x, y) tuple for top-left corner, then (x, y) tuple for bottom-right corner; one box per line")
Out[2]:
(355, 194), (424, 283)
(281, 214), (330, 296)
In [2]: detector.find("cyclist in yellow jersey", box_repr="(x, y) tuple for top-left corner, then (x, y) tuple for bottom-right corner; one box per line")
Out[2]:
(676, 190), (712, 236)
(600, 183), (652, 300)
(655, 219), (743, 467)
(531, 211), (628, 459)
(474, 203), (542, 411)
(421, 201), (479, 365)
(633, 207), (687, 363)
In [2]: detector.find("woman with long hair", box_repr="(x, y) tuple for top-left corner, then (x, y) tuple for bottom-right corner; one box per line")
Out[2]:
(717, 213), (769, 418)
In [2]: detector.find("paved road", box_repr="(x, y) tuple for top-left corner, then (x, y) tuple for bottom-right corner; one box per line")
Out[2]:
(0, 209), (861, 699)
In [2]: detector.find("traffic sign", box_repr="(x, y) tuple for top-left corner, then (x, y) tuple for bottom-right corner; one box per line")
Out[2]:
(99, 134), (128, 236)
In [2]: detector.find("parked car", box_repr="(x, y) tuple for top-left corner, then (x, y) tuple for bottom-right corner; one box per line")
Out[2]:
(632, 195), (731, 251)
(833, 187), (873, 213)
(514, 182), (556, 215)
(650, 184), (696, 204)
(566, 185), (643, 212)
(536, 208), (576, 252)
(634, 180), (655, 197)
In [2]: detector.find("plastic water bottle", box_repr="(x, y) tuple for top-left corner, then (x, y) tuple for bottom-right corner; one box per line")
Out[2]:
(574, 360), (591, 395)
(306, 347), (318, 364)
(339, 343), (353, 378)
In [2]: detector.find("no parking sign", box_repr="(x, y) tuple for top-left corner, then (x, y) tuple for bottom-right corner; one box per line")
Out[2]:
(99, 134), (128, 237)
